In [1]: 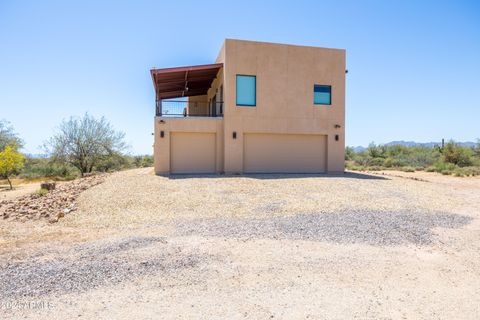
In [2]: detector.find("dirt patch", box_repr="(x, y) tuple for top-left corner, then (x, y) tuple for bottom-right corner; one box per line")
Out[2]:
(0, 182), (41, 201)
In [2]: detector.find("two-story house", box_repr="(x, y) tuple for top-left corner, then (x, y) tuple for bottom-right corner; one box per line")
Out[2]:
(151, 39), (345, 174)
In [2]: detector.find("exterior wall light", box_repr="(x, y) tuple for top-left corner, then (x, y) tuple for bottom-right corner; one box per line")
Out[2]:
(233, 131), (237, 139)
(334, 124), (341, 128)
(160, 131), (165, 138)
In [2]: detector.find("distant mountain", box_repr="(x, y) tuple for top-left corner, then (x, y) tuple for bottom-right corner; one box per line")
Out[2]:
(351, 140), (477, 152)
(24, 153), (49, 158)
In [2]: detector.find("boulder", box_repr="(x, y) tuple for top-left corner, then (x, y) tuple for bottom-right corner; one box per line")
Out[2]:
(40, 181), (56, 191)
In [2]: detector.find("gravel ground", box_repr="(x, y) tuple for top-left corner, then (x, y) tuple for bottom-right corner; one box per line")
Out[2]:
(0, 168), (479, 319)
(0, 236), (210, 299)
(176, 210), (472, 246)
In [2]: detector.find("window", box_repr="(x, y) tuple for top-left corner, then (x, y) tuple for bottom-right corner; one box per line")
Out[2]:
(314, 85), (331, 105)
(236, 75), (256, 106)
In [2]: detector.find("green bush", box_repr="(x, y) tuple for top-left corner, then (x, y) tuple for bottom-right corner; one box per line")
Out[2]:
(132, 155), (154, 168)
(368, 157), (385, 166)
(34, 188), (49, 197)
(441, 169), (453, 175)
(18, 153), (154, 181)
(20, 157), (79, 180)
(346, 140), (480, 177)
(95, 153), (131, 172)
(460, 166), (480, 176)
(443, 141), (474, 167)
(434, 161), (457, 173)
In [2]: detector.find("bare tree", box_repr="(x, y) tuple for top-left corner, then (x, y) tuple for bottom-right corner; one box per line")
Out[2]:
(44, 114), (127, 176)
(0, 120), (23, 151)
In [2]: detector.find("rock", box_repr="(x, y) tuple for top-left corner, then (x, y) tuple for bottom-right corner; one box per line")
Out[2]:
(40, 181), (56, 191)
(48, 217), (59, 223)
(2, 173), (107, 222)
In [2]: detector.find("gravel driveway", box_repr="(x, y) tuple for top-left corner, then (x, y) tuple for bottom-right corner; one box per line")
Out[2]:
(1, 168), (479, 319)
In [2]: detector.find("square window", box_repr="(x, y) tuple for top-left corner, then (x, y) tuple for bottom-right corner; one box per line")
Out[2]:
(236, 75), (256, 106)
(314, 85), (331, 105)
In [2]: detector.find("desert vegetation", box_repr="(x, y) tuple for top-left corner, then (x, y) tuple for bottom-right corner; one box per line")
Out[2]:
(0, 117), (153, 187)
(346, 140), (480, 176)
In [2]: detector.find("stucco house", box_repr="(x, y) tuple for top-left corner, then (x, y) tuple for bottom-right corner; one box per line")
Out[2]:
(151, 39), (346, 174)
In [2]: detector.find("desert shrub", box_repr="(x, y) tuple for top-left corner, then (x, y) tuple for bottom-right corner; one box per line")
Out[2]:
(345, 146), (355, 161)
(441, 169), (453, 175)
(345, 162), (364, 171)
(368, 157), (385, 166)
(95, 153), (131, 172)
(400, 166), (416, 172)
(461, 166), (480, 176)
(383, 157), (408, 168)
(20, 157), (79, 180)
(434, 161), (457, 173)
(346, 139), (480, 176)
(366, 143), (387, 159)
(443, 141), (473, 167)
(132, 155), (154, 168)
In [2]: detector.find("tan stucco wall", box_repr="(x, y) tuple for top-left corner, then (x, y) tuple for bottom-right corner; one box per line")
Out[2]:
(221, 39), (345, 173)
(187, 95), (208, 116)
(154, 39), (345, 174)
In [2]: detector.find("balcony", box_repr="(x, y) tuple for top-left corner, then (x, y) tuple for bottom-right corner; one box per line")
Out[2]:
(151, 63), (224, 118)
(157, 100), (224, 117)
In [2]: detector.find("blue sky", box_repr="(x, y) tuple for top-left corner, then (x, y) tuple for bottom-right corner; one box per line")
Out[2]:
(0, 0), (479, 155)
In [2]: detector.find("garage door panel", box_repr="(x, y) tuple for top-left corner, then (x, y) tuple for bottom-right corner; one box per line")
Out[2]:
(244, 133), (326, 173)
(171, 132), (216, 173)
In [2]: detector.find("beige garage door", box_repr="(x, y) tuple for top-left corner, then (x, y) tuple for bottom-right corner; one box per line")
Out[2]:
(244, 133), (327, 173)
(170, 132), (216, 174)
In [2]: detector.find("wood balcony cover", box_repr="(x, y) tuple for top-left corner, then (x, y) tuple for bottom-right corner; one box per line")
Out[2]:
(151, 63), (223, 100)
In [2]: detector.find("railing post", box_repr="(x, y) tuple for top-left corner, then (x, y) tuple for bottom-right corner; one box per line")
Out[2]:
(158, 99), (163, 116)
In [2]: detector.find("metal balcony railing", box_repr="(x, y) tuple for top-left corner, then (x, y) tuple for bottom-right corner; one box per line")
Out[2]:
(156, 100), (224, 117)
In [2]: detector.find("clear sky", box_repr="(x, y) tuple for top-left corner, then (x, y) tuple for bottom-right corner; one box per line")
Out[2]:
(0, 0), (479, 155)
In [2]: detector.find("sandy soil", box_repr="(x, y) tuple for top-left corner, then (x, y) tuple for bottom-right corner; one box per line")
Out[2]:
(0, 181), (41, 202)
(1, 168), (479, 319)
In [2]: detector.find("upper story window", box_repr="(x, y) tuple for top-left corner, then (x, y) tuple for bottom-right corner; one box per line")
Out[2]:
(314, 84), (331, 105)
(236, 75), (256, 106)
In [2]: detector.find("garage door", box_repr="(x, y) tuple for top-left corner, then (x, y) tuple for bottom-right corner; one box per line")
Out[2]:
(243, 133), (327, 173)
(170, 132), (216, 173)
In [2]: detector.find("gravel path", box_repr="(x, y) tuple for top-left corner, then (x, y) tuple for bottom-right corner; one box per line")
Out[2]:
(1, 168), (479, 319)
(0, 236), (209, 299)
(176, 210), (472, 246)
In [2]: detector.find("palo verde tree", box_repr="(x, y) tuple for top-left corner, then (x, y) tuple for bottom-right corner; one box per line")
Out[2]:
(44, 113), (127, 176)
(0, 145), (25, 190)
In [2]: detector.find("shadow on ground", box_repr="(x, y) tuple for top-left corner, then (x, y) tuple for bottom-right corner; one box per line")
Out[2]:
(166, 171), (389, 180)
(176, 210), (472, 246)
